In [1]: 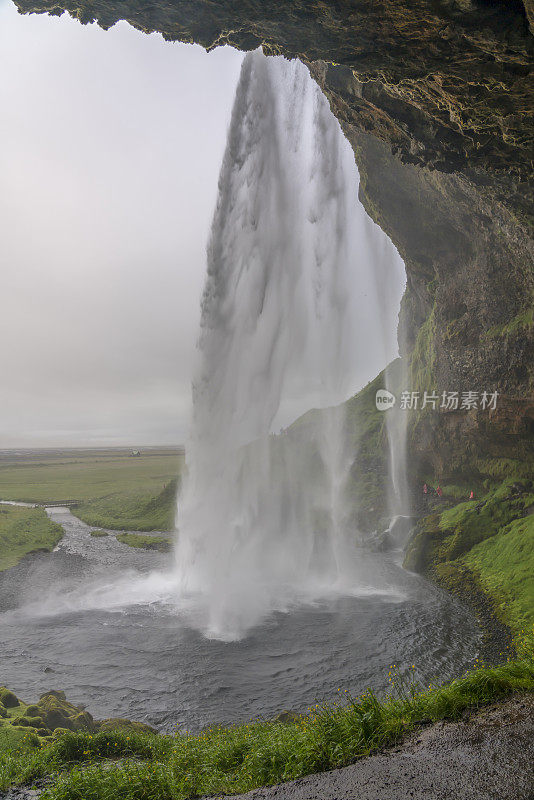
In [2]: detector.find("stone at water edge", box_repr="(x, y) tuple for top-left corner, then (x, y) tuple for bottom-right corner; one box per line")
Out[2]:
(0, 688), (20, 708)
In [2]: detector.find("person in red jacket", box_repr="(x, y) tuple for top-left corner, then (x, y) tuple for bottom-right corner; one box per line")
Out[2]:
(469, 490), (474, 500)
(436, 485), (443, 498)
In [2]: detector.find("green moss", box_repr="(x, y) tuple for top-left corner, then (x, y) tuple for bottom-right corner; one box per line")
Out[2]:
(485, 305), (534, 339)
(405, 478), (534, 641)
(0, 690), (19, 710)
(410, 306), (436, 397)
(474, 458), (533, 481)
(89, 530), (108, 537)
(0, 506), (63, 572)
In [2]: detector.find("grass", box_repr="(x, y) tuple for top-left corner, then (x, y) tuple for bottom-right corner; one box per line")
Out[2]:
(0, 505), (63, 571)
(463, 514), (534, 634)
(76, 480), (178, 532)
(0, 451), (183, 505)
(0, 449), (183, 531)
(116, 533), (173, 552)
(0, 653), (532, 799)
(405, 477), (534, 642)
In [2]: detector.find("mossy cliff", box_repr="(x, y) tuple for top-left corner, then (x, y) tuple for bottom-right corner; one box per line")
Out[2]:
(404, 476), (534, 653)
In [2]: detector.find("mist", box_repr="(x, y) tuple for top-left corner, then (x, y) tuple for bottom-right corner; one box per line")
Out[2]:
(0, 0), (243, 447)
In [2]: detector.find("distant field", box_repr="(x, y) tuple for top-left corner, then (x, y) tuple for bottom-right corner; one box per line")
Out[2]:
(0, 448), (184, 532)
(0, 449), (184, 504)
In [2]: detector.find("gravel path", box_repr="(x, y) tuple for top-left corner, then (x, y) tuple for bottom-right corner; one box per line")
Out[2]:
(211, 694), (534, 800)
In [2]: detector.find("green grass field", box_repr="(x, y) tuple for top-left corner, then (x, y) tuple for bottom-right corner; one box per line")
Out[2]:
(0, 450), (184, 505)
(0, 449), (183, 534)
(0, 506), (64, 571)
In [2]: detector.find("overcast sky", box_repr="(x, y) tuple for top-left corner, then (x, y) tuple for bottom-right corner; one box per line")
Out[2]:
(0, 0), (243, 447)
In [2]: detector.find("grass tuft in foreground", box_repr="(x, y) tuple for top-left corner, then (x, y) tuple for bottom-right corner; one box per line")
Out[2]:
(1, 643), (532, 800)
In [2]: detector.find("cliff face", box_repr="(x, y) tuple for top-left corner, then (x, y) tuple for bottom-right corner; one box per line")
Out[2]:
(15, 0), (534, 480)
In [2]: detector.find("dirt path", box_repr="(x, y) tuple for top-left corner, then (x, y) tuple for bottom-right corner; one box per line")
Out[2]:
(211, 694), (534, 800)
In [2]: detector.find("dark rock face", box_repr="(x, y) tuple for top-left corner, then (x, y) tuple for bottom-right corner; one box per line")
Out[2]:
(15, 1), (532, 181)
(13, 0), (534, 474)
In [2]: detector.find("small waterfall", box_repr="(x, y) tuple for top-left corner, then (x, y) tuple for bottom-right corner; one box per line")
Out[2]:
(175, 51), (406, 640)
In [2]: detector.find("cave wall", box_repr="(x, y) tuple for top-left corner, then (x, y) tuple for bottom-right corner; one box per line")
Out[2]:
(14, 0), (534, 480)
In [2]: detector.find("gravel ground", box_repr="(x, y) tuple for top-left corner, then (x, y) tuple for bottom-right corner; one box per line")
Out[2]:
(211, 694), (534, 800)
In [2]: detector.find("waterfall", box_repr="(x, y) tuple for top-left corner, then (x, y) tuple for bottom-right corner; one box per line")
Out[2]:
(175, 51), (406, 640)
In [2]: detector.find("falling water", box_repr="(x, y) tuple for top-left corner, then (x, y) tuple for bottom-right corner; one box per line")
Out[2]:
(175, 52), (406, 640)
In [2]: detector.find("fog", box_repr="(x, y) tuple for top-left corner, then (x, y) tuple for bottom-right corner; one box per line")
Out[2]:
(0, 0), (243, 446)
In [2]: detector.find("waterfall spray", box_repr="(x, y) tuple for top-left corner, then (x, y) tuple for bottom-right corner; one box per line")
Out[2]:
(175, 52), (406, 640)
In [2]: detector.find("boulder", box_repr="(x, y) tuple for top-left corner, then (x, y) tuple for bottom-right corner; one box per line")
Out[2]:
(17, 716), (44, 728)
(51, 727), (71, 738)
(0, 688), (20, 708)
(40, 690), (66, 701)
(271, 710), (300, 724)
(37, 693), (96, 732)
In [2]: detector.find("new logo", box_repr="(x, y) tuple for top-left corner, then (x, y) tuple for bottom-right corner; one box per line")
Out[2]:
(375, 389), (396, 410)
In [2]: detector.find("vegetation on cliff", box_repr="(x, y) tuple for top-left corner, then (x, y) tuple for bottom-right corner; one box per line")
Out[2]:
(405, 472), (534, 646)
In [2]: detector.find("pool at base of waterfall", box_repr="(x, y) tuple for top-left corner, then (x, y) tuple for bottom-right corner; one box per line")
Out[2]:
(0, 508), (481, 733)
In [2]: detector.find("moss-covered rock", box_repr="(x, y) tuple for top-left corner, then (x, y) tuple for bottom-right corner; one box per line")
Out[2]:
(17, 715), (44, 728)
(0, 688), (19, 708)
(51, 726), (71, 738)
(37, 693), (96, 732)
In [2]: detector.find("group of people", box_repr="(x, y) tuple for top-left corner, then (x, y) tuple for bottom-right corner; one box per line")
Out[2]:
(423, 483), (442, 498)
(422, 484), (474, 501)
